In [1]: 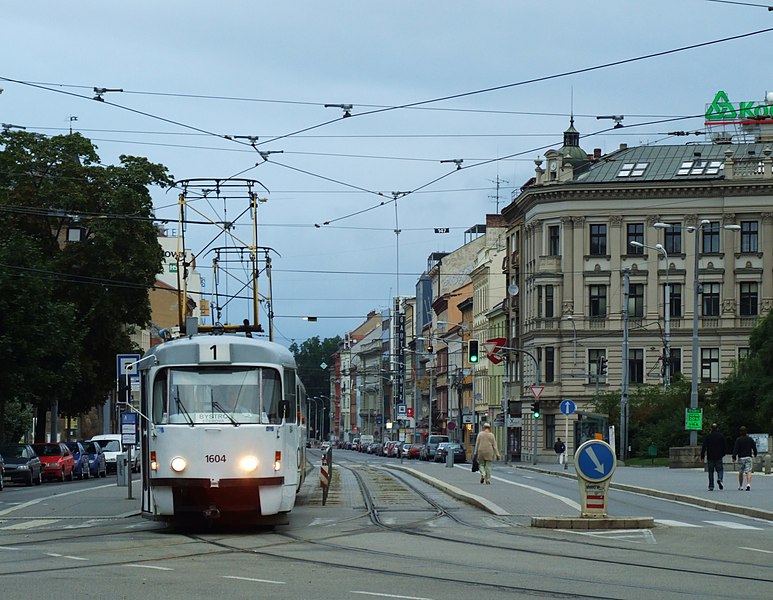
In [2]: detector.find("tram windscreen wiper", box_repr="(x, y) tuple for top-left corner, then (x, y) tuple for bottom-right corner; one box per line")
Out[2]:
(211, 400), (240, 427)
(172, 387), (194, 426)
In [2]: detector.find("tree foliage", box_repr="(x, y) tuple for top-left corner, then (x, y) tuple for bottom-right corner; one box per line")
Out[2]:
(0, 131), (172, 442)
(712, 311), (773, 434)
(289, 335), (342, 399)
(592, 374), (731, 457)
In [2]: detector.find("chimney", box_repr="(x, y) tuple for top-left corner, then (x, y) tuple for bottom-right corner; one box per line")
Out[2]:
(593, 148), (602, 159)
(619, 143), (628, 151)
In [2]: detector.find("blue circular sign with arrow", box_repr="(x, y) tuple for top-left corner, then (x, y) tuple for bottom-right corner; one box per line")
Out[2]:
(575, 439), (616, 483)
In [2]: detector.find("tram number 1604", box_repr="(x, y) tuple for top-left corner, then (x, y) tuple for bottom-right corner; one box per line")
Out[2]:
(205, 454), (227, 463)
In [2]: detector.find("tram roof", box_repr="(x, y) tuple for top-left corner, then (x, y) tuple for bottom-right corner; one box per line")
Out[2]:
(140, 334), (296, 369)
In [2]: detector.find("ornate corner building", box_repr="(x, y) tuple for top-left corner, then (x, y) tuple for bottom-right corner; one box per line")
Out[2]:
(501, 106), (773, 463)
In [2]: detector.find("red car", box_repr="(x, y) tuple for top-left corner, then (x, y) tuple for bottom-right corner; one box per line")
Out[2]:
(31, 442), (76, 482)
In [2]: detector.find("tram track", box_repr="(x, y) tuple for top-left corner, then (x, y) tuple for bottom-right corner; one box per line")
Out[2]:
(2, 455), (771, 598)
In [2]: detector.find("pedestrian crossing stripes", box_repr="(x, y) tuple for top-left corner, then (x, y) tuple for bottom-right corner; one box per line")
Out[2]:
(655, 519), (766, 530)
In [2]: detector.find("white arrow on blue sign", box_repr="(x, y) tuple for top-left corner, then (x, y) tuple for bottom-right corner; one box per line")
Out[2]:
(575, 440), (616, 482)
(560, 399), (576, 415)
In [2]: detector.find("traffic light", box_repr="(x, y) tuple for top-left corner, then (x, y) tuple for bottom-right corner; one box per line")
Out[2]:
(468, 340), (479, 363)
(600, 356), (608, 376)
(531, 401), (541, 419)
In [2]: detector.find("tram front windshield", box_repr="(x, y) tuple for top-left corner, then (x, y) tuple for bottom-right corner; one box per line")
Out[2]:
(153, 366), (284, 425)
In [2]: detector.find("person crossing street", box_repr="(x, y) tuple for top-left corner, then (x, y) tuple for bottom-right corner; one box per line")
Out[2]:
(474, 422), (500, 484)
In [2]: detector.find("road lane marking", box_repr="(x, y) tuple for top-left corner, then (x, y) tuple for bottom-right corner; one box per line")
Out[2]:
(1, 519), (59, 530)
(351, 592), (434, 600)
(222, 575), (285, 584)
(126, 564), (173, 571)
(740, 546), (773, 554)
(655, 519), (701, 527)
(0, 483), (117, 517)
(704, 520), (762, 530)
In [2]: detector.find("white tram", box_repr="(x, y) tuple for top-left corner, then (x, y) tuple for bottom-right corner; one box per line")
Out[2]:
(138, 325), (307, 523)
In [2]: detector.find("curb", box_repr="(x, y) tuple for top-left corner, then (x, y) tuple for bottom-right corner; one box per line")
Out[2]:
(386, 464), (509, 516)
(519, 465), (773, 523)
(532, 516), (655, 529)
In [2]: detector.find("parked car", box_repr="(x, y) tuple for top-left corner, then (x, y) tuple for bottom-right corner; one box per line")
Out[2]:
(407, 442), (423, 460)
(0, 453), (4, 491)
(90, 434), (140, 473)
(402, 443), (411, 457)
(420, 434), (450, 461)
(64, 441), (90, 479)
(81, 440), (107, 478)
(31, 442), (76, 482)
(0, 444), (43, 486)
(434, 442), (466, 463)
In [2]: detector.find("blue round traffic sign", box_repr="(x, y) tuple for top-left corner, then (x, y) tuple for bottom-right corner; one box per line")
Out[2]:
(559, 399), (576, 415)
(575, 439), (616, 482)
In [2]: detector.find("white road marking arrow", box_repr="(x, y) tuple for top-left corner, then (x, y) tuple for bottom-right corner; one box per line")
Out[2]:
(586, 446), (607, 475)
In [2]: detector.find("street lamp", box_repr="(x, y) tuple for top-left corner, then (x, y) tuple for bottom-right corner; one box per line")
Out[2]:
(630, 240), (670, 390)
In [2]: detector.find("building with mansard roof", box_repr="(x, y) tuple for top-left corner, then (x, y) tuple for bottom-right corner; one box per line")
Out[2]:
(501, 117), (773, 463)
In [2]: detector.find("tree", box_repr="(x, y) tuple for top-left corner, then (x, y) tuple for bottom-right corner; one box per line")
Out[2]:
(289, 336), (342, 398)
(713, 311), (773, 434)
(0, 131), (172, 442)
(594, 375), (713, 457)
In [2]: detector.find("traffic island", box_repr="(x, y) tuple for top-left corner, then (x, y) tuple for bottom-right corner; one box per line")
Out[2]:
(531, 516), (655, 529)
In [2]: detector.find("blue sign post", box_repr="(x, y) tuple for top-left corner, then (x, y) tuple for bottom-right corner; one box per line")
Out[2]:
(120, 411), (138, 500)
(558, 400), (576, 470)
(575, 439), (616, 518)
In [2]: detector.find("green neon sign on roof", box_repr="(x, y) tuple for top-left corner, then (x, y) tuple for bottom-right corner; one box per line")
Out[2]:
(706, 90), (773, 123)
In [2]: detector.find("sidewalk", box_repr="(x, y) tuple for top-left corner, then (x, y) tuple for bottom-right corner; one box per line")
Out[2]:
(386, 458), (773, 523)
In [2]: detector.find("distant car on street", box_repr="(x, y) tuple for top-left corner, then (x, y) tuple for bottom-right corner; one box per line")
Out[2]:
(64, 441), (90, 479)
(81, 440), (107, 478)
(31, 442), (76, 482)
(0, 444), (43, 486)
(434, 442), (466, 463)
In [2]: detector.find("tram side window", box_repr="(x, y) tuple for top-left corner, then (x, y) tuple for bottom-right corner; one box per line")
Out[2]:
(281, 368), (297, 422)
(153, 371), (169, 424)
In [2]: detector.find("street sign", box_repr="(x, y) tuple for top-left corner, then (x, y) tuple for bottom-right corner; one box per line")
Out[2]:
(397, 403), (407, 416)
(447, 421), (456, 430)
(685, 408), (703, 431)
(120, 411), (138, 446)
(116, 353), (141, 379)
(462, 415), (473, 424)
(406, 407), (414, 418)
(529, 385), (544, 399)
(560, 399), (576, 415)
(575, 439), (616, 483)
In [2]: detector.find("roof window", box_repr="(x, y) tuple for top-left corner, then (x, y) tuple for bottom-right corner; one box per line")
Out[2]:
(617, 162), (648, 177)
(676, 160), (724, 176)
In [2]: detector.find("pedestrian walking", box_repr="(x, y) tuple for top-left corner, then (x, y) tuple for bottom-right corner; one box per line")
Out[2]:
(554, 438), (566, 465)
(732, 425), (758, 491)
(700, 423), (726, 491)
(474, 422), (500, 485)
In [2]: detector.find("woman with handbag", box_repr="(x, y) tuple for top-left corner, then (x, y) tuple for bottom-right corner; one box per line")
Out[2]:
(473, 422), (501, 484)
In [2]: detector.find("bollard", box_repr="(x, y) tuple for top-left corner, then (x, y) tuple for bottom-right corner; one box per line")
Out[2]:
(764, 453), (771, 475)
(446, 447), (453, 468)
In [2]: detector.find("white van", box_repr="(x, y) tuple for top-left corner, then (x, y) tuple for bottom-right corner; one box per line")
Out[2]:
(89, 434), (140, 473)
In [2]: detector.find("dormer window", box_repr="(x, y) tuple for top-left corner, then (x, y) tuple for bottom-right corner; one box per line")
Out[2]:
(617, 162), (648, 177)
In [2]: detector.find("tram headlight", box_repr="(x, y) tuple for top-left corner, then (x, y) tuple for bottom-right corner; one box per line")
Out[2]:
(150, 451), (158, 472)
(170, 456), (187, 473)
(239, 455), (259, 473)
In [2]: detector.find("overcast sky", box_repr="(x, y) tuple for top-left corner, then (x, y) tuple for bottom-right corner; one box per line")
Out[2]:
(3, 1), (772, 346)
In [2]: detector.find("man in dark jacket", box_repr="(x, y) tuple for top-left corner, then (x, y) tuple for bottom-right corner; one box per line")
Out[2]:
(700, 423), (726, 491)
(732, 426), (758, 491)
